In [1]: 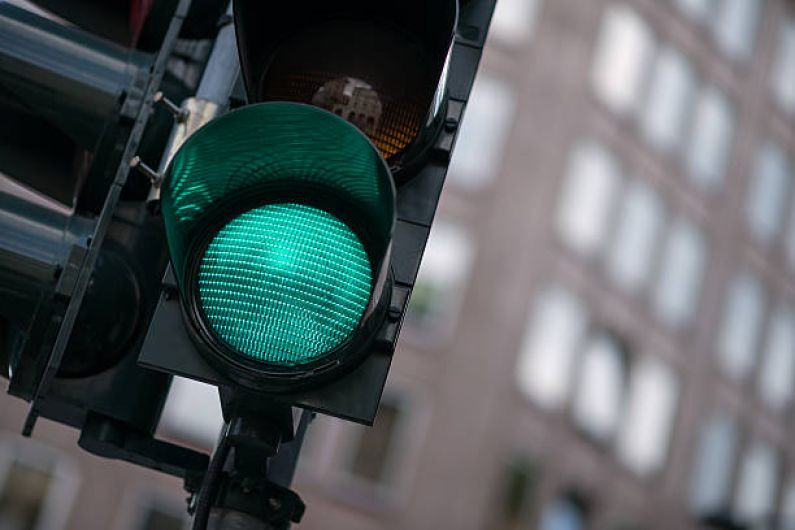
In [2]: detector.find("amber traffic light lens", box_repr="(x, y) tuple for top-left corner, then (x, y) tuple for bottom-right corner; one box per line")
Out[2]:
(258, 20), (437, 162)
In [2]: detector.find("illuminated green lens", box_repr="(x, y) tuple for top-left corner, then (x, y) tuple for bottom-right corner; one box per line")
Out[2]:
(197, 203), (372, 366)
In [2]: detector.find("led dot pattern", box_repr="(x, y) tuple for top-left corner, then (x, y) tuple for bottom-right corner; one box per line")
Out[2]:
(197, 203), (373, 366)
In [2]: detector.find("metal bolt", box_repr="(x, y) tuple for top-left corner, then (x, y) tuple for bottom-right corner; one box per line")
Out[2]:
(129, 156), (162, 185)
(153, 91), (189, 123)
(268, 497), (283, 511)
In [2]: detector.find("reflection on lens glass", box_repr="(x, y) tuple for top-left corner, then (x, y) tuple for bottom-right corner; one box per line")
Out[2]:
(311, 77), (383, 137)
(258, 20), (437, 161)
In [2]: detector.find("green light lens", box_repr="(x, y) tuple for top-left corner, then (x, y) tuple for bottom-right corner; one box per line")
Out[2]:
(197, 203), (373, 366)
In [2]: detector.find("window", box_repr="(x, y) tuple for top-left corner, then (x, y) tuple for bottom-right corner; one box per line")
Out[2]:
(516, 286), (588, 410)
(734, 440), (779, 524)
(0, 438), (79, 530)
(616, 357), (679, 475)
(405, 222), (475, 340)
(652, 218), (707, 328)
(0, 461), (55, 530)
(117, 486), (189, 530)
(757, 305), (795, 410)
(448, 76), (515, 190)
(138, 509), (184, 530)
(685, 85), (734, 190)
(590, 4), (655, 115)
(489, 0), (542, 47)
(339, 398), (409, 492)
(688, 413), (739, 513)
(159, 377), (223, 449)
(490, 457), (539, 528)
(349, 402), (401, 484)
(716, 273), (766, 380)
(555, 140), (621, 257)
(641, 46), (695, 153)
(772, 20), (795, 115)
(606, 180), (664, 292)
(539, 494), (587, 530)
(746, 142), (791, 243)
(572, 333), (627, 442)
(713, 0), (761, 60)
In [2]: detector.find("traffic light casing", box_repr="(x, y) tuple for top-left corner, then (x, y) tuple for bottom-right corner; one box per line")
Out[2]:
(0, 0), (216, 483)
(139, 103), (400, 423)
(160, 103), (395, 392)
(139, 0), (497, 425)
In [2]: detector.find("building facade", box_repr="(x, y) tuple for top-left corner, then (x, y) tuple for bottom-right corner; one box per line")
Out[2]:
(1, 0), (795, 529)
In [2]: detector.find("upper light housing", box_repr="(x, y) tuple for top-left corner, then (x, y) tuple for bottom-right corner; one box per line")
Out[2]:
(233, 0), (457, 179)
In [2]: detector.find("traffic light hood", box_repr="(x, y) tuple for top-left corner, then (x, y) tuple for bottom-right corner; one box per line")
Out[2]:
(160, 102), (395, 390)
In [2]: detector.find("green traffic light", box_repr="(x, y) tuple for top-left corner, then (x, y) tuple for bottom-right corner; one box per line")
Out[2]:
(160, 102), (395, 383)
(198, 203), (372, 365)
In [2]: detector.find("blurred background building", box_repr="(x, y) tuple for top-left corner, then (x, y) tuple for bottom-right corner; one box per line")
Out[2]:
(2, 0), (795, 528)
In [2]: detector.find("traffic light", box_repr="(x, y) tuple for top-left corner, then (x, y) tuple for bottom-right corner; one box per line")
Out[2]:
(2, 0), (499, 523)
(139, 0), (498, 425)
(159, 102), (394, 392)
(0, 0), (211, 484)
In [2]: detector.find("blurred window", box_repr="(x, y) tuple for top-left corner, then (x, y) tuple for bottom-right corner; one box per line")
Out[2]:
(0, 439), (78, 530)
(347, 400), (403, 486)
(539, 494), (587, 530)
(516, 285), (588, 410)
(489, 0), (542, 47)
(685, 85), (734, 190)
(555, 140), (621, 257)
(616, 356), (679, 475)
(448, 76), (516, 191)
(652, 217), (707, 328)
(137, 505), (186, 530)
(673, 0), (716, 21)
(491, 457), (539, 528)
(688, 413), (739, 513)
(716, 272), (766, 380)
(734, 440), (779, 524)
(572, 333), (627, 442)
(746, 142), (791, 243)
(771, 20), (795, 116)
(404, 221), (475, 341)
(0, 461), (54, 530)
(590, 4), (655, 115)
(713, 0), (761, 60)
(159, 377), (223, 450)
(606, 180), (664, 293)
(757, 305), (795, 410)
(641, 46), (696, 153)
